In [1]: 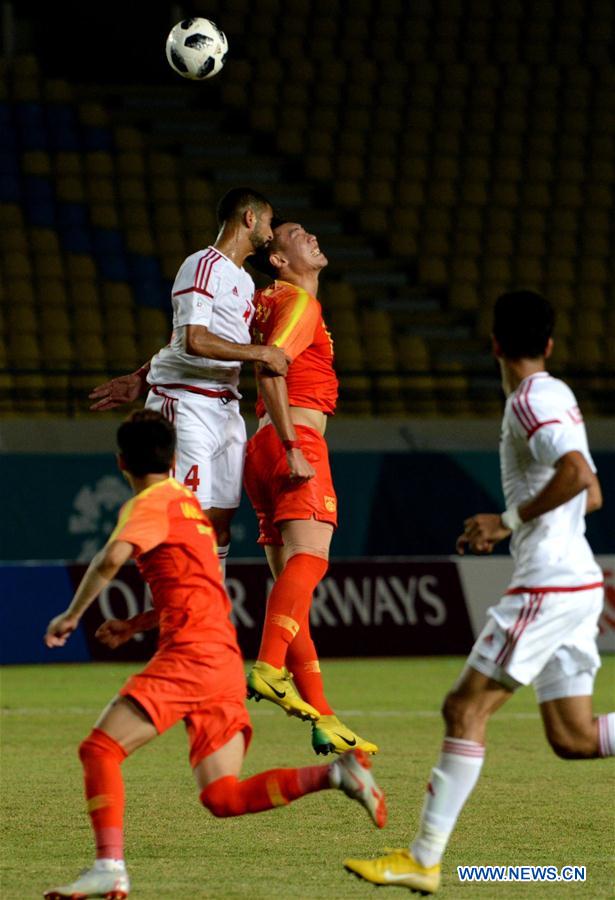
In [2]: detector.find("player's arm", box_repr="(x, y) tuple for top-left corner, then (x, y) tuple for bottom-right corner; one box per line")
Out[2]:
(89, 362), (151, 411)
(44, 540), (134, 647)
(95, 609), (159, 649)
(457, 450), (595, 554)
(256, 365), (315, 482)
(585, 471), (603, 515)
(184, 325), (288, 375)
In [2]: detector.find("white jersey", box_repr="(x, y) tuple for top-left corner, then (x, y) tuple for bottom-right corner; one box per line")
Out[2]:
(500, 371), (601, 589)
(148, 247), (255, 396)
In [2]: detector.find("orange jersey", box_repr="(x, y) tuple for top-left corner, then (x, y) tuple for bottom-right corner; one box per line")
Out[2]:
(252, 280), (338, 417)
(109, 478), (236, 650)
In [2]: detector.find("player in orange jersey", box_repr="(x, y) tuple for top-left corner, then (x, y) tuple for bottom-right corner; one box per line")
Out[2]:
(244, 221), (379, 756)
(42, 411), (386, 900)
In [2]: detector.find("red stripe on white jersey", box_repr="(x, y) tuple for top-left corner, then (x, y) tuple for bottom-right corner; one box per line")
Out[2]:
(199, 249), (222, 295)
(506, 581), (604, 595)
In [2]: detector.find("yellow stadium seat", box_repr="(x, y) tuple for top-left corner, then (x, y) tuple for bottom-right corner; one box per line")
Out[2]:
(101, 282), (132, 310)
(449, 282), (479, 310)
(22, 151), (52, 176)
(75, 335), (106, 370)
(126, 228), (155, 255)
(114, 126), (143, 150)
(84, 177), (115, 204)
(397, 334), (430, 370)
(118, 178), (147, 203)
(105, 307), (135, 336)
(73, 307), (103, 335)
(107, 334), (138, 370)
(40, 278), (69, 309)
(7, 278), (35, 306)
(0, 203), (24, 228)
(14, 373), (47, 412)
(151, 178), (179, 202)
(419, 256), (447, 285)
(451, 256), (480, 283)
(0, 229), (28, 252)
(8, 333), (41, 368)
(29, 228), (61, 255)
(3, 251), (30, 279)
(40, 333), (73, 369)
(7, 305), (37, 333)
(39, 306), (70, 335)
(33, 253), (65, 280)
(90, 203), (120, 229)
(66, 254), (97, 281)
(69, 280), (100, 311)
(117, 152), (145, 177)
(56, 175), (86, 203)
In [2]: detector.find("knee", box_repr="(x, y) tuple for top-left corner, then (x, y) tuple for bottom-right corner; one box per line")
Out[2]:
(546, 728), (598, 760)
(200, 776), (242, 818)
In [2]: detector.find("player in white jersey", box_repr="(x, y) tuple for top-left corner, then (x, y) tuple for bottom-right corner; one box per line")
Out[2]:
(344, 290), (614, 894)
(89, 188), (289, 571)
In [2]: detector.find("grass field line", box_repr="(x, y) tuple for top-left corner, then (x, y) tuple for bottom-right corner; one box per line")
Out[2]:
(0, 706), (543, 720)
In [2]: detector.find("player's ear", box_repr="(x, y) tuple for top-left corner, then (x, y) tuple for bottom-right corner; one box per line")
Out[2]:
(544, 337), (554, 359)
(244, 207), (257, 229)
(269, 250), (285, 270)
(491, 334), (502, 358)
(117, 452), (127, 473)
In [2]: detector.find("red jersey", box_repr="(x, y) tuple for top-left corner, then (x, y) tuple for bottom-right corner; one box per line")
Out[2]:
(252, 280), (338, 417)
(109, 478), (237, 650)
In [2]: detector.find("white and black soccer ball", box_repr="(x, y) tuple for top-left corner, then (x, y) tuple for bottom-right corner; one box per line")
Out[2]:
(166, 17), (228, 80)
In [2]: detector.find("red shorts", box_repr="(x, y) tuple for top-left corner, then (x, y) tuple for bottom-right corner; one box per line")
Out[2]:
(243, 423), (338, 546)
(119, 641), (252, 768)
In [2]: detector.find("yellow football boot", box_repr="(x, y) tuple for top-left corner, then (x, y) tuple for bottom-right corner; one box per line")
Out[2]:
(312, 714), (379, 755)
(246, 661), (320, 720)
(344, 848), (441, 893)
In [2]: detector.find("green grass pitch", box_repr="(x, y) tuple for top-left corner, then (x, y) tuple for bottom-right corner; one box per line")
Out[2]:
(1, 657), (614, 899)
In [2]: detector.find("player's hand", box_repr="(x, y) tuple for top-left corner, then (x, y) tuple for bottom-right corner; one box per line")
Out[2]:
(44, 612), (79, 648)
(286, 447), (316, 483)
(95, 618), (135, 649)
(456, 513), (511, 555)
(259, 346), (290, 377)
(89, 372), (147, 410)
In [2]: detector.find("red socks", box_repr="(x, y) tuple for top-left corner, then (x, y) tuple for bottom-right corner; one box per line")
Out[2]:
(200, 765), (331, 817)
(257, 553), (328, 668)
(286, 618), (334, 715)
(78, 728), (127, 859)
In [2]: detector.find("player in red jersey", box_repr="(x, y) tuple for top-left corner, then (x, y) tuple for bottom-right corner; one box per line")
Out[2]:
(244, 221), (378, 756)
(42, 411), (386, 900)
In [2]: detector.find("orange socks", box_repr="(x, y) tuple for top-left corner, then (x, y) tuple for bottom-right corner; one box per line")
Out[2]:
(200, 765), (331, 817)
(78, 728), (127, 860)
(287, 619), (334, 716)
(257, 553), (328, 668)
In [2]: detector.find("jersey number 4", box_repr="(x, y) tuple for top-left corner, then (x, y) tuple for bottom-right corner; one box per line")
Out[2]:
(184, 465), (201, 492)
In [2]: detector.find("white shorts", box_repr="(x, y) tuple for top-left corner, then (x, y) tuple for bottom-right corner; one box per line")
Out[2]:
(467, 584), (604, 703)
(145, 386), (246, 510)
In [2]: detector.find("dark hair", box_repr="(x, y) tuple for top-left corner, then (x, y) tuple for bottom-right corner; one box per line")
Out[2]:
(215, 187), (271, 226)
(116, 410), (176, 477)
(248, 216), (288, 277)
(492, 290), (555, 359)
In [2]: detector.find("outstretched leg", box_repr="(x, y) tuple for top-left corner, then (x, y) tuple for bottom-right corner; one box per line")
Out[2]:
(194, 731), (386, 828)
(540, 695), (615, 759)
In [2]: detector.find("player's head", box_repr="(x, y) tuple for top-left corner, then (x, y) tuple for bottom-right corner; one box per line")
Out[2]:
(116, 410), (176, 478)
(492, 290), (555, 360)
(216, 187), (274, 250)
(250, 220), (328, 278)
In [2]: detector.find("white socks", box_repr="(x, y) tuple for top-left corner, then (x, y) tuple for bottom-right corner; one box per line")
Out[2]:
(412, 737), (485, 868)
(598, 714), (615, 757)
(217, 544), (230, 578)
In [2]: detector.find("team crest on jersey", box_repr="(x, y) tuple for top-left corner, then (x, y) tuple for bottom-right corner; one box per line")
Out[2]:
(324, 495), (337, 512)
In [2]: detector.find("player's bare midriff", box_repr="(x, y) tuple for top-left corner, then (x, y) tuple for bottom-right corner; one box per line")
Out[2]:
(259, 407), (327, 435)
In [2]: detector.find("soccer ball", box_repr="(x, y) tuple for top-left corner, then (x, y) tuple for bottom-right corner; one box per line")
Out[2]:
(166, 18), (228, 80)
